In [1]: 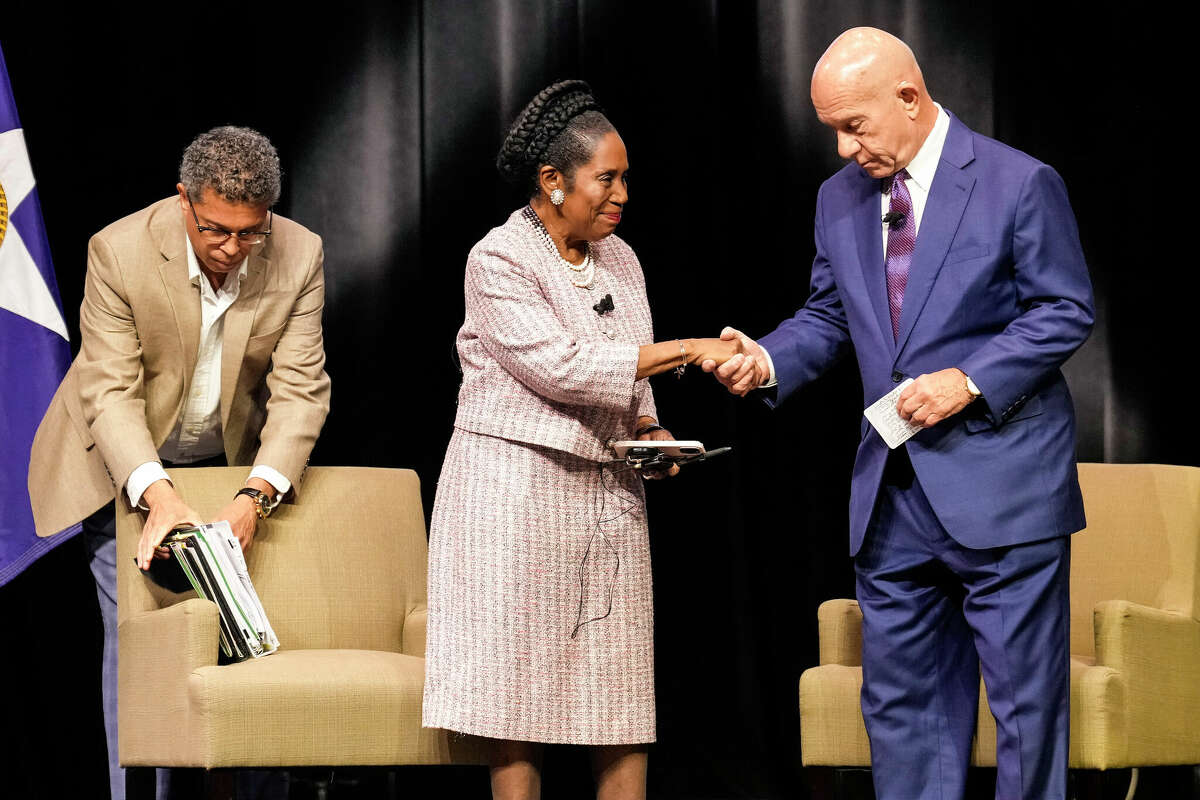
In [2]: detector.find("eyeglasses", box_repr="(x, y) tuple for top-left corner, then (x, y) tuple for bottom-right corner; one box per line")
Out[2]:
(189, 203), (273, 246)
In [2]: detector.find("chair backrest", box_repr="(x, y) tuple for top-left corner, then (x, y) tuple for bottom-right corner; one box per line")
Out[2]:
(116, 466), (429, 654)
(1071, 463), (1200, 657)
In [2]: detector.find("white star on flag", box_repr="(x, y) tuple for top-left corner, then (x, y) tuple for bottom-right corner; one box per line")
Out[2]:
(0, 127), (69, 341)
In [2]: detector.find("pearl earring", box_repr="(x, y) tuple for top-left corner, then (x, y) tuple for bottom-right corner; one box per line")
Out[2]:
(550, 188), (565, 206)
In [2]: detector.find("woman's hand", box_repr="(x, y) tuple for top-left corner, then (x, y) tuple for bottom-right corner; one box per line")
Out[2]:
(637, 420), (680, 479)
(637, 337), (743, 380)
(689, 336), (744, 367)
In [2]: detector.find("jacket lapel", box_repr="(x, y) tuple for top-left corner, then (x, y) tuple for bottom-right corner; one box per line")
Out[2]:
(153, 200), (201, 391)
(852, 173), (894, 350)
(893, 114), (977, 359)
(220, 247), (268, 427)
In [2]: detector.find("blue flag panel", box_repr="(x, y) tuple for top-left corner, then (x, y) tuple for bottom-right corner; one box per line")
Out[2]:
(0, 44), (81, 586)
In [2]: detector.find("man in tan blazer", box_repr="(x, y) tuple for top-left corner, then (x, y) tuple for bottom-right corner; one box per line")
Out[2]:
(28, 126), (330, 800)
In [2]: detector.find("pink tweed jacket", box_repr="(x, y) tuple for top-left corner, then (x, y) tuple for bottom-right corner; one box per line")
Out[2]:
(453, 208), (657, 462)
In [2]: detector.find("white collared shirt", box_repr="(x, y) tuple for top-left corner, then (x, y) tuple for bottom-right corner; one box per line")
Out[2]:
(125, 228), (291, 507)
(880, 103), (951, 249)
(760, 104), (952, 387)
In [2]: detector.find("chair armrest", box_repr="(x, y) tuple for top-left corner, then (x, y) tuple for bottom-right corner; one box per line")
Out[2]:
(119, 598), (222, 681)
(818, 599), (863, 666)
(402, 606), (427, 658)
(1092, 599), (1200, 759)
(117, 599), (221, 764)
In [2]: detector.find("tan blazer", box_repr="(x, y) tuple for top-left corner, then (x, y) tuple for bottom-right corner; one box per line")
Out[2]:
(28, 197), (331, 538)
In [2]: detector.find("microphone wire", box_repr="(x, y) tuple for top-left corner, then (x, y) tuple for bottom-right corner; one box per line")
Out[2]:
(570, 462), (642, 639)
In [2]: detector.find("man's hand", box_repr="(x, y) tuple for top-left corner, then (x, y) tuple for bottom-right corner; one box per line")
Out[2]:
(897, 368), (975, 428)
(137, 479), (201, 570)
(211, 477), (277, 555)
(701, 327), (770, 396)
(211, 496), (259, 555)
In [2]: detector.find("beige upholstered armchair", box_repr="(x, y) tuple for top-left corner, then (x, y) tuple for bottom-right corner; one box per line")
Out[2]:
(116, 466), (479, 792)
(799, 463), (1200, 793)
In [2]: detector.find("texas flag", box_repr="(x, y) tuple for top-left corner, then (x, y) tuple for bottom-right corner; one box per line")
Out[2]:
(0, 44), (80, 586)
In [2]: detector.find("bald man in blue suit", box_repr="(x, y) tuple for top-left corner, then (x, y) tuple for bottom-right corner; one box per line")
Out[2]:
(707, 27), (1094, 800)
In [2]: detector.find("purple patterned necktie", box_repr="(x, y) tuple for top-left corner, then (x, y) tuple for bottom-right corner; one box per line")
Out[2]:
(884, 168), (914, 340)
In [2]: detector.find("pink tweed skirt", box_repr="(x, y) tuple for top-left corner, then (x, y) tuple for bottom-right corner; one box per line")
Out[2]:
(422, 428), (656, 744)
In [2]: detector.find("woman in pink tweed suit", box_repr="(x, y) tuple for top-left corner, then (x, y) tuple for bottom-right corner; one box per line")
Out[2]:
(422, 81), (741, 799)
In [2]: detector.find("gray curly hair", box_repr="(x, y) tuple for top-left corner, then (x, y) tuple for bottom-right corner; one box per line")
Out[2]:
(179, 126), (281, 206)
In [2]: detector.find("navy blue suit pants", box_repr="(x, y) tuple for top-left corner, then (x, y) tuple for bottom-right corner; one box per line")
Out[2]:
(855, 450), (1070, 800)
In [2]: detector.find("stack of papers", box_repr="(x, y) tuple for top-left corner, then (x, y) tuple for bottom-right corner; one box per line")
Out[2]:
(864, 378), (924, 449)
(162, 522), (279, 661)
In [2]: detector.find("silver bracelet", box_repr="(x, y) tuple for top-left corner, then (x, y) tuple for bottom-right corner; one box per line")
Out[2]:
(675, 340), (687, 379)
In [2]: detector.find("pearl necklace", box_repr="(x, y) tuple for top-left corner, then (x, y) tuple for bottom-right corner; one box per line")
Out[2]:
(522, 205), (595, 289)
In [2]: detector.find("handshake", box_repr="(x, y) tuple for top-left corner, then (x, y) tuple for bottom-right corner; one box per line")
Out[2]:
(695, 327), (769, 397)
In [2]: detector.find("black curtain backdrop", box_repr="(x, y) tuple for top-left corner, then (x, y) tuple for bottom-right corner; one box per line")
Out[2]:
(0, 2), (1185, 798)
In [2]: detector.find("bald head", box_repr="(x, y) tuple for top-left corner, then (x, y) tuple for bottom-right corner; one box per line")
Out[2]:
(810, 27), (938, 178)
(813, 27), (925, 101)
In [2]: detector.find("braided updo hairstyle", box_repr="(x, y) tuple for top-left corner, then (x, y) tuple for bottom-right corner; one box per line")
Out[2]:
(496, 80), (616, 198)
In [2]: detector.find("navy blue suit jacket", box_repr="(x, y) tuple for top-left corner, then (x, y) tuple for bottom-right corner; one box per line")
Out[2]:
(761, 113), (1095, 555)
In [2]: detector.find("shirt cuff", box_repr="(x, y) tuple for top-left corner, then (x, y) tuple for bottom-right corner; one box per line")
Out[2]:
(759, 345), (778, 389)
(127, 461), (171, 510)
(249, 465), (291, 498)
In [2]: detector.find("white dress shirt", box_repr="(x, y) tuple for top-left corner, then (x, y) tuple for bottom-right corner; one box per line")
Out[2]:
(760, 104), (951, 387)
(880, 104), (950, 249)
(125, 230), (291, 507)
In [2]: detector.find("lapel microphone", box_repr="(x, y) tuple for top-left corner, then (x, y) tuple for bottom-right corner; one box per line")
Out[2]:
(882, 211), (906, 228)
(593, 293), (615, 315)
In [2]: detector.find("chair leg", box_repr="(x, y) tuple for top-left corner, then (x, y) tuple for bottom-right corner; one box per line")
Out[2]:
(1071, 768), (1134, 800)
(835, 768), (876, 800)
(1112, 766), (1198, 800)
(126, 767), (157, 800)
(204, 768), (235, 800)
(805, 766), (878, 800)
(805, 766), (836, 800)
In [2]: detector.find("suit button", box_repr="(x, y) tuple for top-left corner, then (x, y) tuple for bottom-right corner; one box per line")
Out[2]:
(891, 371), (903, 383)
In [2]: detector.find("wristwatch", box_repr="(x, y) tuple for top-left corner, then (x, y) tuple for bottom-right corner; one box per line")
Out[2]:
(235, 487), (280, 520)
(964, 375), (983, 401)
